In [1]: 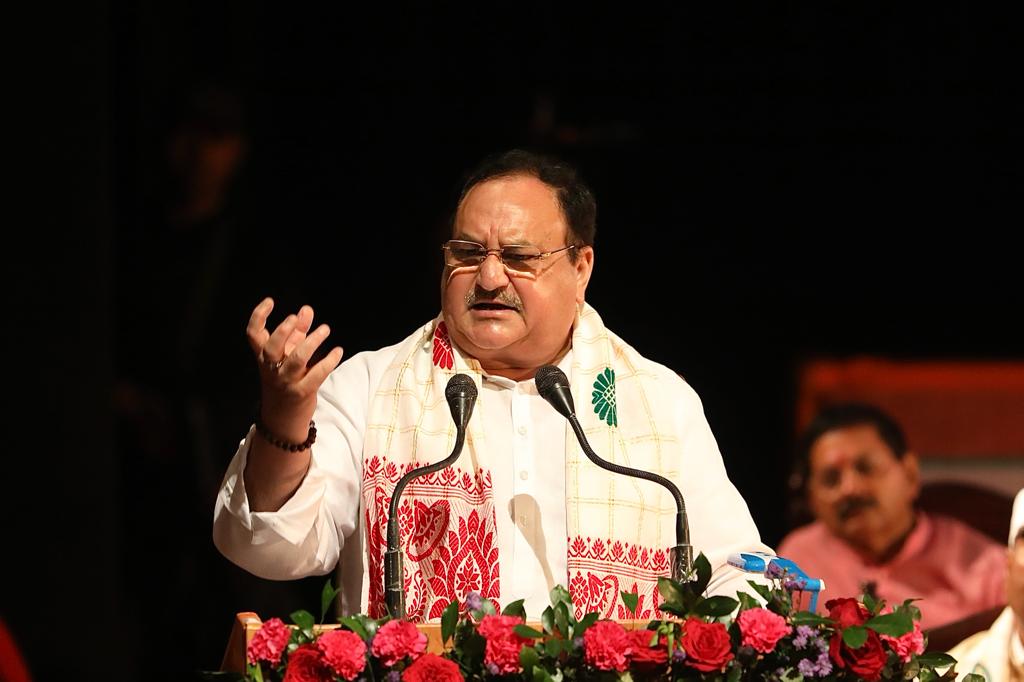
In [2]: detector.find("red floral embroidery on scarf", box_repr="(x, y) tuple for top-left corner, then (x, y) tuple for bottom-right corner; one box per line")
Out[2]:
(567, 536), (667, 620)
(432, 322), (454, 369)
(362, 455), (498, 622)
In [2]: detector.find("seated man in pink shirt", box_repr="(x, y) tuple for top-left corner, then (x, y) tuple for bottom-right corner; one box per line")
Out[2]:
(777, 403), (1006, 630)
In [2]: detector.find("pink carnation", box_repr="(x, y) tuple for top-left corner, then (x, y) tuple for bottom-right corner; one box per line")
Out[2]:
(316, 629), (367, 681)
(372, 619), (428, 667)
(880, 620), (925, 662)
(583, 620), (631, 672)
(247, 617), (292, 666)
(478, 614), (529, 674)
(736, 607), (792, 654)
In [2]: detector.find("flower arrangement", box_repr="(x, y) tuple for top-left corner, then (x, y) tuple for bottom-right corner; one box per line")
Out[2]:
(235, 554), (978, 682)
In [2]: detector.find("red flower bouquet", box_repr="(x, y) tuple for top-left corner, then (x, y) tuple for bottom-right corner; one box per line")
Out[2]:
(236, 554), (980, 682)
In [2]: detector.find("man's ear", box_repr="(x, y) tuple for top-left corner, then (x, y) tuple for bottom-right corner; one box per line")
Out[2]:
(574, 246), (594, 305)
(902, 451), (921, 500)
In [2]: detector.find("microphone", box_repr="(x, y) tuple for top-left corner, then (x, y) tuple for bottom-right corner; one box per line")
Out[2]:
(534, 365), (693, 582)
(384, 373), (478, 619)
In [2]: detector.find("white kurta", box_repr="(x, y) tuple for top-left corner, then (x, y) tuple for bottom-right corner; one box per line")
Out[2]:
(214, 341), (770, 618)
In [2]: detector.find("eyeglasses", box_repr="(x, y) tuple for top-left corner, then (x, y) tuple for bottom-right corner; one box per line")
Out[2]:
(442, 240), (576, 274)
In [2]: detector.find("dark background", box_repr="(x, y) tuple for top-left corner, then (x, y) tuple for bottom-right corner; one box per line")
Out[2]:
(8, 3), (1021, 679)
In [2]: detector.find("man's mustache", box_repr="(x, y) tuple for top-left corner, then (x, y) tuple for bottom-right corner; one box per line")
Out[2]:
(835, 496), (877, 521)
(465, 289), (523, 312)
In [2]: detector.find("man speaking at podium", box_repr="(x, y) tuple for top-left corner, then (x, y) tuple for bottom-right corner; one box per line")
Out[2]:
(214, 150), (769, 621)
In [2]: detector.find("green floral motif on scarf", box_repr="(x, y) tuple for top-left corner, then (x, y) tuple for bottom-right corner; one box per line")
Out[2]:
(592, 367), (618, 427)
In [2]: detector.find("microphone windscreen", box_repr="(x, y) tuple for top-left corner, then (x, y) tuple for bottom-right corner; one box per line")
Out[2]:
(534, 364), (569, 399)
(445, 373), (478, 402)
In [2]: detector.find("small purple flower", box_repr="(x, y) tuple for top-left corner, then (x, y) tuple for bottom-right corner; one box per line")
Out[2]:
(815, 652), (833, 676)
(672, 647), (687, 662)
(815, 635), (829, 653)
(796, 652), (834, 678)
(465, 591), (483, 612)
(783, 578), (807, 591)
(793, 625), (814, 649)
(485, 662), (500, 675)
(765, 562), (786, 579)
(797, 658), (818, 677)
(572, 636), (584, 650)
(385, 672), (401, 682)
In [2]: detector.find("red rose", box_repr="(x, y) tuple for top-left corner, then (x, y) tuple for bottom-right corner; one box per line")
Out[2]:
(316, 630), (367, 681)
(680, 618), (734, 673)
(829, 629), (887, 682)
(403, 653), (464, 682)
(283, 646), (332, 682)
(583, 620), (631, 672)
(825, 598), (869, 628)
(625, 629), (668, 669)
(372, 619), (428, 667)
(736, 608), (791, 654)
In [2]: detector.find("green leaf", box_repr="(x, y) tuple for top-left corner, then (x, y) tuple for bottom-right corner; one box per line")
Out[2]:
(862, 591), (879, 616)
(246, 663), (265, 682)
(478, 598), (497, 617)
(736, 591), (760, 612)
(338, 615), (369, 640)
(790, 611), (831, 627)
(620, 590), (640, 616)
(520, 644), (540, 677)
(916, 652), (956, 668)
(779, 667), (803, 682)
(693, 553), (712, 594)
(865, 611), (912, 637)
(746, 580), (773, 603)
(550, 585), (571, 607)
(441, 599), (459, 645)
(503, 598), (527, 620)
(554, 602), (570, 637)
(541, 606), (555, 634)
(842, 625), (868, 649)
(725, 662), (743, 682)
(290, 609), (315, 630)
(618, 671), (635, 682)
(574, 612), (599, 638)
(962, 675), (986, 682)
(319, 580), (340, 624)
(545, 637), (563, 657)
(657, 577), (684, 607)
(515, 625), (546, 639)
(693, 595), (739, 618)
(533, 666), (553, 682)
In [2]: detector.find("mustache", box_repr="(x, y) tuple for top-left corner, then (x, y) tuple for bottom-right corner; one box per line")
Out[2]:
(835, 496), (877, 521)
(465, 288), (523, 312)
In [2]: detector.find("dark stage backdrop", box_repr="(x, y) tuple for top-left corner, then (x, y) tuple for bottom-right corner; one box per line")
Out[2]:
(8, 4), (1021, 680)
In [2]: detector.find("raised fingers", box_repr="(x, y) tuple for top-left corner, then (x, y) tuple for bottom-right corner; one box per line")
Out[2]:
(246, 297), (275, 356)
(283, 305), (315, 355)
(296, 346), (345, 393)
(262, 313), (299, 364)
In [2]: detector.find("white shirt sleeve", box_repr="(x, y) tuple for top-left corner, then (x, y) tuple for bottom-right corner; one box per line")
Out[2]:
(668, 374), (774, 599)
(212, 345), (397, 580)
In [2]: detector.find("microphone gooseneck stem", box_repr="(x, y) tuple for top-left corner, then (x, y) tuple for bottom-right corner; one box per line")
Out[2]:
(567, 413), (693, 582)
(384, 427), (467, 619)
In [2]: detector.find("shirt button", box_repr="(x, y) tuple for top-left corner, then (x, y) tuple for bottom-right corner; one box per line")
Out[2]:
(519, 470), (529, 480)
(518, 425), (527, 435)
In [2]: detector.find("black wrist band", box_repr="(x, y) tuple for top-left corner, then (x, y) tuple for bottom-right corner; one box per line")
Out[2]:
(255, 403), (316, 452)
